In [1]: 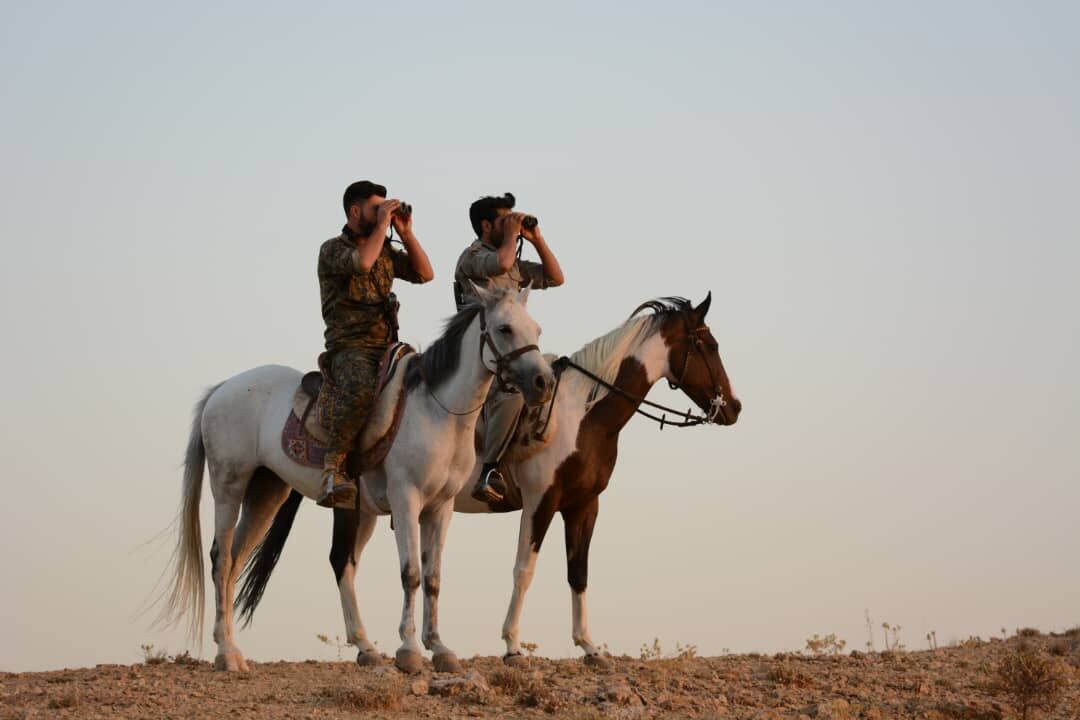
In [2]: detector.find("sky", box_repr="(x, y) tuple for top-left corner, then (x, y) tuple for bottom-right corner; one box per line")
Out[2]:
(1, 1), (1078, 672)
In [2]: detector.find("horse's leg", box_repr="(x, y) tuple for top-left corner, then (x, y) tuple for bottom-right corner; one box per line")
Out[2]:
(501, 490), (558, 665)
(209, 464), (250, 671)
(390, 488), (425, 674)
(419, 501), (460, 673)
(228, 468), (290, 590)
(330, 508), (381, 665)
(563, 496), (606, 666)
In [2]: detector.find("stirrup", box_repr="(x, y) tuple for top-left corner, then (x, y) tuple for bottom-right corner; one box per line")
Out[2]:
(317, 470), (357, 510)
(472, 467), (506, 504)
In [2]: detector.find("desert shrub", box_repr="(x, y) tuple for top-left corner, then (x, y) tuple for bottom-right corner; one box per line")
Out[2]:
(639, 638), (697, 661)
(140, 644), (169, 665)
(46, 692), (79, 710)
(318, 675), (405, 712)
(768, 658), (811, 687)
(805, 633), (846, 656)
(991, 644), (1070, 720)
(1016, 627), (1040, 638)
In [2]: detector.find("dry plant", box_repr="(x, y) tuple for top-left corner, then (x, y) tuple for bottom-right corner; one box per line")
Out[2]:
(318, 675), (405, 712)
(315, 633), (351, 660)
(991, 643), (1070, 720)
(640, 638), (698, 661)
(804, 633), (846, 656)
(139, 644), (169, 665)
(881, 623), (905, 652)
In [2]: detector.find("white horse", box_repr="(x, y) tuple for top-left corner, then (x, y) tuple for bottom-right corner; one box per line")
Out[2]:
(156, 285), (553, 673)
(237, 295), (740, 665)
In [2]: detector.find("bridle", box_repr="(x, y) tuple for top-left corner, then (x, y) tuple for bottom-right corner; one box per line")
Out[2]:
(667, 318), (728, 423)
(539, 312), (727, 433)
(422, 306), (540, 416)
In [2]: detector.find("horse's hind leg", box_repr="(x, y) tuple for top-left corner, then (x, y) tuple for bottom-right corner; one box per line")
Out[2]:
(331, 508), (380, 665)
(208, 463), (252, 671)
(420, 501), (461, 673)
(228, 468), (291, 593)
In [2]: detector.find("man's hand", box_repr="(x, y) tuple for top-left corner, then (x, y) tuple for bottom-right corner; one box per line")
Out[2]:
(520, 219), (543, 244)
(499, 212), (527, 246)
(391, 205), (413, 237)
(375, 199), (402, 231)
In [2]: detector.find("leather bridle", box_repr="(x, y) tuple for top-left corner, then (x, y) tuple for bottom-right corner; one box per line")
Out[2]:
(423, 306), (541, 416)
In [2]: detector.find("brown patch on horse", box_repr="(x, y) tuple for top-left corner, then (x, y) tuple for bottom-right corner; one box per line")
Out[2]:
(530, 357), (652, 551)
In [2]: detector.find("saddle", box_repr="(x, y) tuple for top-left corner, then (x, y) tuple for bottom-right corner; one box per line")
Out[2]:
(281, 342), (415, 474)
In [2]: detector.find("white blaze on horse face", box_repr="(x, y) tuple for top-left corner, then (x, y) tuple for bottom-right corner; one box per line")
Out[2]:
(632, 332), (672, 385)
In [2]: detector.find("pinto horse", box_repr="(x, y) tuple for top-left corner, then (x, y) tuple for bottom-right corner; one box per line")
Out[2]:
(155, 286), (553, 673)
(237, 294), (739, 665)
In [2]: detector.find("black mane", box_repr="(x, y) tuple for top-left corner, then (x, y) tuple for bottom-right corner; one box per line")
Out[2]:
(405, 303), (483, 391)
(628, 296), (693, 320)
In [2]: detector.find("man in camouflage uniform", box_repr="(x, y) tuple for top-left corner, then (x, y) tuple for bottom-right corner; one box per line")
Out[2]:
(316, 180), (434, 508)
(454, 193), (564, 503)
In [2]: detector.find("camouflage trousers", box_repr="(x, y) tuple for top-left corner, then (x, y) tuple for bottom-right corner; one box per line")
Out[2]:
(317, 345), (386, 474)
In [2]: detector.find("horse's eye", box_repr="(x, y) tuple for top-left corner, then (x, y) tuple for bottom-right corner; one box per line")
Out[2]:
(499, 325), (513, 336)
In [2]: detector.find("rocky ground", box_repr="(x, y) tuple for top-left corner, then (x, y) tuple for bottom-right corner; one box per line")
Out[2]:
(2, 631), (1078, 719)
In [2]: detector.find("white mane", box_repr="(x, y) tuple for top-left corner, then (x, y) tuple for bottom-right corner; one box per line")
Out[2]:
(567, 315), (662, 403)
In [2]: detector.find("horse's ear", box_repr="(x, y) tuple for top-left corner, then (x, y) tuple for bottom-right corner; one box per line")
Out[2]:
(693, 291), (712, 322)
(469, 280), (493, 306)
(517, 286), (531, 307)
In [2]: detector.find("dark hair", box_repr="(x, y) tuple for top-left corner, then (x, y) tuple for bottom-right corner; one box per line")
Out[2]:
(343, 180), (387, 217)
(469, 192), (516, 237)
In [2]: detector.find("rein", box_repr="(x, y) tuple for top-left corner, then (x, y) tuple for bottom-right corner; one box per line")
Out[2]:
(536, 315), (725, 435)
(546, 357), (710, 430)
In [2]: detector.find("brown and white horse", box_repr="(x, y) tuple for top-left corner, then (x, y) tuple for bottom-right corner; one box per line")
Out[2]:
(237, 295), (739, 665)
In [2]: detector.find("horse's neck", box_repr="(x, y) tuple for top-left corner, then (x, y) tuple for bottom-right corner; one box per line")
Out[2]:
(436, 317), (493, 421)
(574, 331), (668, 435)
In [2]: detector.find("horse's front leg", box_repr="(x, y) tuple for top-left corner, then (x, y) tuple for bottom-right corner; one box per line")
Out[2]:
(501, 491), (558, 665)
(562, 496), (607, 666)
(389, 486), (425, 674)
(419, 500), (461, 673)
(330, 508), (381, 665)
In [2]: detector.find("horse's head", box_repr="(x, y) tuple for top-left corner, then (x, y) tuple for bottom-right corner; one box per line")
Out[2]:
(472, 284), (555, 407)
(657, 293), (741, 426)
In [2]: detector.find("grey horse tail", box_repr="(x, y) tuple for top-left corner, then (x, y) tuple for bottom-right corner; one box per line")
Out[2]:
(153, 382), (221, 645)
(235, 489), (304, 627)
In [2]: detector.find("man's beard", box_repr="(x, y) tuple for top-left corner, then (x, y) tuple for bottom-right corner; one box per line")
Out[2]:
(358, 216), (377, 237)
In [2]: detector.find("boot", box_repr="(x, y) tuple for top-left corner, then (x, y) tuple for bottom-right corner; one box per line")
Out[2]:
(317, 467), (357, 509)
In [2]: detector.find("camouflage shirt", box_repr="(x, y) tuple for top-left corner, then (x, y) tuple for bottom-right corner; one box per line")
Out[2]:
(454, 239), (554, 306)
(319, 228), (426, 351)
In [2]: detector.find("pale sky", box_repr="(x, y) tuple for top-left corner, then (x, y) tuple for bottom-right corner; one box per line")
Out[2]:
(1, 1), (1078, 672)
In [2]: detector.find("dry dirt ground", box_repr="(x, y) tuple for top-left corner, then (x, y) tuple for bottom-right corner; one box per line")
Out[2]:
(3, 633), (1078, 719)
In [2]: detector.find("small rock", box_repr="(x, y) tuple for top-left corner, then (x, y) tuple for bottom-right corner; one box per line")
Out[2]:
(429, 670), (492, 699)
(409, 678), (429, 696)
(602, 681), (635, 705)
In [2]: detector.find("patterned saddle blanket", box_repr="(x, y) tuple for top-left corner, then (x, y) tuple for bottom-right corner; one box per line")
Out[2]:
(281, 342), (415, 471)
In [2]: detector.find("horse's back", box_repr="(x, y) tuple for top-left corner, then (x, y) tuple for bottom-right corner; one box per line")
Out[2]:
(202, 364), (303, 468)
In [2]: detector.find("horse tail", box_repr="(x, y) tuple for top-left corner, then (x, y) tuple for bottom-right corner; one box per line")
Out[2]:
(235, 489), (304, 627)
(154, 382), (221, 644)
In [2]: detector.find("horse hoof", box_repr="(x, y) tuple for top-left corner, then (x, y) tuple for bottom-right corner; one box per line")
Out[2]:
(583, 653), (611, 669)
(214, 652), (249, 672)
(432, 652), (462, 674)
(356, 649), (383, 667)
(395, 648), (425, 675)
(503, 652), (529, 668)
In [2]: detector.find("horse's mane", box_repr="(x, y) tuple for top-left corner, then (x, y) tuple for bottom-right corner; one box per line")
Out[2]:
(567, 297), (692, 403)
(404, 302), (483, 392)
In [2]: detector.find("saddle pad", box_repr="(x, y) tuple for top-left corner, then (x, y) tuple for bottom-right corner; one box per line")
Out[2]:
(282, 345), (416, 472)
(282, 410), (326, 469)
